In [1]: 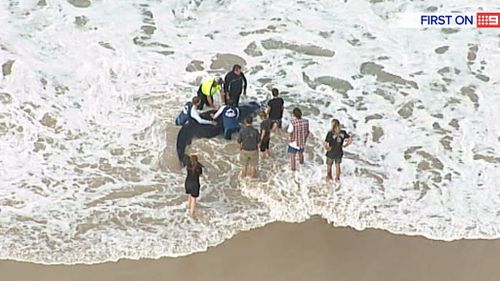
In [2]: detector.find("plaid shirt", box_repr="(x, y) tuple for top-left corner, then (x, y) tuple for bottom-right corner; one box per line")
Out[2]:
(290, 118), (309, 148)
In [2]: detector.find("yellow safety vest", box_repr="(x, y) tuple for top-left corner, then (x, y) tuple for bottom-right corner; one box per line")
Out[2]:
(201, 79), (222, 96)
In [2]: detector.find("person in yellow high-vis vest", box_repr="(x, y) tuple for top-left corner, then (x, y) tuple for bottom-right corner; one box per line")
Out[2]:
(196, 78), (224, 110)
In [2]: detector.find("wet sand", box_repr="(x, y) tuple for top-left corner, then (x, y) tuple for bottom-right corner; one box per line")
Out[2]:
(2, 216), (500, 281)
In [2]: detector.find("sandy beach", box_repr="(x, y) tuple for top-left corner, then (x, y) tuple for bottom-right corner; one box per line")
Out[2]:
(2, 216), (500, 281)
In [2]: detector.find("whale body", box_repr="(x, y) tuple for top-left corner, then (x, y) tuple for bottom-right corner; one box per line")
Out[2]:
(176, 101), (261, 165)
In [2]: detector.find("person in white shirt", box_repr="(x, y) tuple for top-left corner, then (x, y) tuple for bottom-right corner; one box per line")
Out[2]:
(189, 97), (217, 126)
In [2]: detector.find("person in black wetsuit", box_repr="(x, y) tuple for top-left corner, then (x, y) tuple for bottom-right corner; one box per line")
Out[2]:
(224, 64), (247, 106)
(324, 119), (352, 182)
(185, 155), (203, 216)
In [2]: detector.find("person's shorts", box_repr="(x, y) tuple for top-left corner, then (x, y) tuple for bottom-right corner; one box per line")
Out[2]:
(259, 139), (270, 152)
(185, 181), (200, 198)
(271, 119), (282, 129)
(240, 149), (259, 166)
(326, 156), (342, 165)
(288, 146), (304, 154)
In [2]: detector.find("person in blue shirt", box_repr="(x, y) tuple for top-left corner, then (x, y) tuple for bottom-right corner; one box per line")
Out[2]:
(175, 97), (195, 126)
(211, 97), (240, 140)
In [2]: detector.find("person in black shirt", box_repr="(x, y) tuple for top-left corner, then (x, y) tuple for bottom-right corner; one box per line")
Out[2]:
(258, 111), (273, 158)
(224, 64), (247, 106)
(324, 119), (352, 182)
(185, 155), (203, 215)
(266, 88), (284, 130)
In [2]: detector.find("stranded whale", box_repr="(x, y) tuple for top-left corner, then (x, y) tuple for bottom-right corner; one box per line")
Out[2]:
(176, 101), (261, 165)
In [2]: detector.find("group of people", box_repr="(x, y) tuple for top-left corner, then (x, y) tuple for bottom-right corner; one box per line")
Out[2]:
(175, 64), (353, 215)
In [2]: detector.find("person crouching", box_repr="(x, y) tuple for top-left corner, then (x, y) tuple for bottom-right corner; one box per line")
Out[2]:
(211, 97), (240, 140)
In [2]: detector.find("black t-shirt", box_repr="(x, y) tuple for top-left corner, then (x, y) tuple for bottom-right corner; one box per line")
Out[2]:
(186, 163), (203, 184)
(325, 130), (350, 158)
(267, 98), (284, 120)
(260, 119), (273, 141)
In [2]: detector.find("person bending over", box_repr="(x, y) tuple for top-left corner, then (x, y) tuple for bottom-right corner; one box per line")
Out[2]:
(189, 97), (217, 126)
(175, 96), (197, 126)
(211, 97), (240, 140)
(197, 77), (224, 110)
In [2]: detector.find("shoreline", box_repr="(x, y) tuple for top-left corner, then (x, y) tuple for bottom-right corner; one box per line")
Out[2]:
(3, 217), (500, 281)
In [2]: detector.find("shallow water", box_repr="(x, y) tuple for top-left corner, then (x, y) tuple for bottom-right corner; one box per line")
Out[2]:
(0, 0), (499, 264)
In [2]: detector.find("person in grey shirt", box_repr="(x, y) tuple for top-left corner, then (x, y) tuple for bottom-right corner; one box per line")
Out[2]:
(237, 116), (260, 178)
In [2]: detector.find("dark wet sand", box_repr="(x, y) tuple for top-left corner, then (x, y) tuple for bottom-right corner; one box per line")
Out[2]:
(2, 216), (500, 281)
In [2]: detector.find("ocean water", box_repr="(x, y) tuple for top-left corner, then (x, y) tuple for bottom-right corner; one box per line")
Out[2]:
(0, 0), (499, 264)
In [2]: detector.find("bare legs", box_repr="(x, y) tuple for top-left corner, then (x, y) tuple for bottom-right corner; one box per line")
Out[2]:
(271, 122), (278, 132)
(187, 195), (196, 216)
(241, 152), (258, 178)
(249, 165), (256, 178)
(335, 162), (341, 182)
(290, 152), (304, 171)
(241, 164), (257, 178)
(241, 164), (247, 177)
(290, 153), (296, 171)
(326, 163), (333, 181)
(261, 149), (270, 158)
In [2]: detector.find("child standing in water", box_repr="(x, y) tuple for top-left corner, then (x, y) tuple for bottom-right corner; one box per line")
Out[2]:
(259, 111), (273, 158)
(185, 155), (203, 215)
(324, 119), (352, 182)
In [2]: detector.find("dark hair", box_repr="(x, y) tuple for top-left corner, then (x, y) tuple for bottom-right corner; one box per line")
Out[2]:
(187, 155), (201, 174)
(192, 96), (200, 104)
(245, 116), (253, 125)
(271, 88), (279, 97)
(292, 108), (302, 119)
(190, 155), (198, 167)
(216, 77), (224, 84)
(232, 64), (242, 72)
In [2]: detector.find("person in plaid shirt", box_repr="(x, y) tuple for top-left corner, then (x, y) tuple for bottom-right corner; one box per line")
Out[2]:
(287, 108), (309, 171)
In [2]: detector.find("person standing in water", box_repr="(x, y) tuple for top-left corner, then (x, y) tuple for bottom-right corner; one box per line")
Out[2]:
(224, 64), (247, 106)
(266, 88), (284, 130)
(237, 116), (260, 178)
(287, 108), (309, 171)
(197, 77), (224, 110)
(324, 119), (352, 182)
(185, 155), (203, 216)
(258, 111), (273, 158)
